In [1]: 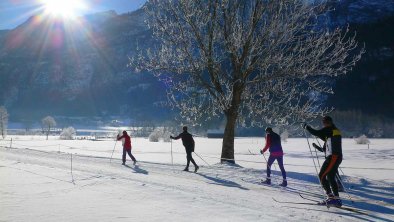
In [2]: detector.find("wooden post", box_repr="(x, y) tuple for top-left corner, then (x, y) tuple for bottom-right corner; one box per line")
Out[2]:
(71, 153), (75, 184)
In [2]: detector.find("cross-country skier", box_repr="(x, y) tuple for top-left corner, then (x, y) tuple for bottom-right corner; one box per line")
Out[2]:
(117, 131), (137, 165)
(303, 116), (343, 207)
(170, 126), (199, 173)
(260, 127), (287, 187)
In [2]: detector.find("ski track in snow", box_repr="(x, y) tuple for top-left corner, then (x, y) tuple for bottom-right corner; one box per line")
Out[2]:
(0, 137), (393, 222)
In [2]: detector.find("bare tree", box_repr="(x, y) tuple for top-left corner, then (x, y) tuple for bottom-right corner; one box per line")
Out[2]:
(42, 116), (56, 140)
(132, 0), (364, 163)
(0, 106), (9, 139)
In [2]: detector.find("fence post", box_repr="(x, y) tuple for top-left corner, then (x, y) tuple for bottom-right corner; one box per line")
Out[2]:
(71, 153), (75, 184)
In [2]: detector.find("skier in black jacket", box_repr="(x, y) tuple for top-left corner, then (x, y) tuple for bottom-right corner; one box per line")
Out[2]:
(303, 116), (343, 207)
(170, 126), (199, 172)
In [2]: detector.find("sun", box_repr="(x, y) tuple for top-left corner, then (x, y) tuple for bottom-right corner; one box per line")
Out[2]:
(42, 0), (85, 18)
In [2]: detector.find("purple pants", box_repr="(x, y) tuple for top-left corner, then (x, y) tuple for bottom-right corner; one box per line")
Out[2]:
(267, 155), (286, 180)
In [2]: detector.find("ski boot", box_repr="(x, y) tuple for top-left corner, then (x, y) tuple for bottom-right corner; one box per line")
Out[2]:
(318, 194), (342, 207)
(183, 168), (189, 172)
(326, 196), (342, 207)
(318, 194), (334, 205)
(133, 160), (137, 166)
(279, 179), (287, 187)
(122, 162), (126, 165)
(261, 178), (271, 185)
(194, 166), (199, 173)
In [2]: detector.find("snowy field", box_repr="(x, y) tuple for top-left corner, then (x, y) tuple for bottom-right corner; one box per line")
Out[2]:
(0, 136), (393, 221)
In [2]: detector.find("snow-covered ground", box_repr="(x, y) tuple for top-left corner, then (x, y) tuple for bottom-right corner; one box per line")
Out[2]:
(1, 136), (393, 221)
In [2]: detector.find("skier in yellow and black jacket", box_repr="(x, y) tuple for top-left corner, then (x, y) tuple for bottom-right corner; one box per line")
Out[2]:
(303, 116), (343, 207)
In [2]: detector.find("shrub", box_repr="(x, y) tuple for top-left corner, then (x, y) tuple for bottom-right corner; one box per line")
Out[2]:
(354, 134), (370, 144)
(148, 128), (161, 142)
(60, 127), (76, 140)
(281, 129), (289, 142)
(149, 127), (172, 142)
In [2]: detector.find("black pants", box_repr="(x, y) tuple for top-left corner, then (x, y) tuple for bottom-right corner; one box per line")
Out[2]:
(319, 155), (342, 196)
(267, 155), (287, 180)
(185, 150), (197, 169)
(122, 148), (136, 163)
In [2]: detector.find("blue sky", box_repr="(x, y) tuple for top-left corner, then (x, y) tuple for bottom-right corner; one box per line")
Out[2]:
(0, 0), (147, 30)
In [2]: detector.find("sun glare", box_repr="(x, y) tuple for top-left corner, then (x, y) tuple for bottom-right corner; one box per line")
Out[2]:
(42, 0), (85, 18)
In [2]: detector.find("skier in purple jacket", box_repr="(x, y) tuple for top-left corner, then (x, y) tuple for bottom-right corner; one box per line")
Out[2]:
(260, 127), (287, 187)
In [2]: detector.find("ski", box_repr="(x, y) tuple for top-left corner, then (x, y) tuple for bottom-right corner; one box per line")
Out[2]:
(298, 194), (369, 215)
(273, 197), (369, 215)
(248, 149), (259, 155)
(272, 197), (317, 205)
(334, 206), (369, 215)
(299, 193), (322, 202)
(284, 187), (322, 198)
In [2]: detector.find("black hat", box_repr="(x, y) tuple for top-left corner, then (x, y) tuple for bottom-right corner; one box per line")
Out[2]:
(265, 127), (273, 133)
(183, 126), (188, 131)
(322, 116), (333, 124)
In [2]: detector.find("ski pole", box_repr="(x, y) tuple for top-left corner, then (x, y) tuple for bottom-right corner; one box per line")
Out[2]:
(193, 152), (210, 166)
(71, 153), (75, 185)
(303, 128), (329, 208)
(312, 137), (323, 168)
(262, 152), (268, 163)
(170, 139), (174, 167)
(110, 139), (118, 163)
(304, 129), (320, 182)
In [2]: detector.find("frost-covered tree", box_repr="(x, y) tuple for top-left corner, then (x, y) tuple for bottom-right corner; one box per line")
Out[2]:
(354, 134), (370, 145)
(281, 129), (289, 142)
(0, 106), (9, 139)
(42, 116), (56, 140)
(132, 0), (364, 163)
(60, 127), (76, 140)
(149, 127), (172, 142)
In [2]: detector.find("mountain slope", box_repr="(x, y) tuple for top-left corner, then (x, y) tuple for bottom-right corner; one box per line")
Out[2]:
(0, 10), (167, 120)
(327, 15), (394, 118)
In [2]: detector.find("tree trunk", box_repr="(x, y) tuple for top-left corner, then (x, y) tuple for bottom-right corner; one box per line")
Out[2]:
(220, 112), (237, 163)
(220, 82), (242, 164)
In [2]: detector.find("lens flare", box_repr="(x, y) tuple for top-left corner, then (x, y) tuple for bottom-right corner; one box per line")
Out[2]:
(42, 0), (85, 18)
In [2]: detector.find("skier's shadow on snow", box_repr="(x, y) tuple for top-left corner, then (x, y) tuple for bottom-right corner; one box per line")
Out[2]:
(274, 170), (394, 215)
(124, 165), (149, 175)
(284, 205), (391, 222)
(197, 173), (249, 190)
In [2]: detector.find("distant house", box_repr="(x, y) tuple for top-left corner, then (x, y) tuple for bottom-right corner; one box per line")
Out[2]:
(207, 129), (224, 138)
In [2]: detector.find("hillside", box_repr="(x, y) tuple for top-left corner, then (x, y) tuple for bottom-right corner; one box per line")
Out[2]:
(0, 10), (168, 120)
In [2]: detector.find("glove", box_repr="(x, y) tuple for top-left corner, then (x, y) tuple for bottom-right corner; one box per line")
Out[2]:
(260, 150), (264, 154)
(301, 123), (308, 129)
(170, 136), (174, 139)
